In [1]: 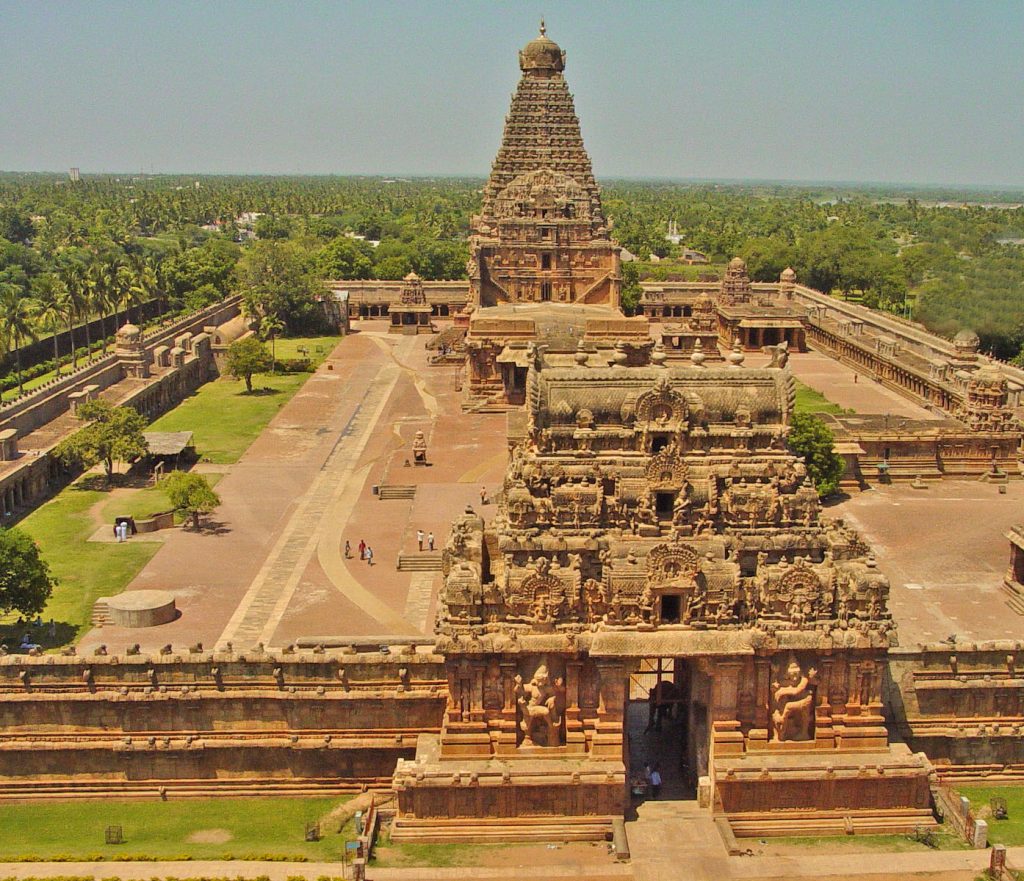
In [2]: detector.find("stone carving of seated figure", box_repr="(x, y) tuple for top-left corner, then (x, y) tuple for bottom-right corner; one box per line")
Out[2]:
(772, 656), (817, 742)
(514, 664), (565, 747)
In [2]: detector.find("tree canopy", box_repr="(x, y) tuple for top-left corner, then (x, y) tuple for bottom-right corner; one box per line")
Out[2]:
(0, 527), (55, 619)
(225, 336), (274, 393)
(54, 399), (149, 482)
(161, 471), (221, 529)
(786, 412), (845, 499)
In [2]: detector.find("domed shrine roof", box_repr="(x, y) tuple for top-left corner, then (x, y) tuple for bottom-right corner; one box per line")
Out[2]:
(519, 20), (565, 73)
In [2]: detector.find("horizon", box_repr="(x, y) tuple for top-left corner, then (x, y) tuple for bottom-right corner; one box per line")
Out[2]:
(2, 0), (1023, 187)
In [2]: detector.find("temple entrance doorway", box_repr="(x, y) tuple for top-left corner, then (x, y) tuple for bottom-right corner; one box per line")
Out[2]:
(625, 657), (709, 804)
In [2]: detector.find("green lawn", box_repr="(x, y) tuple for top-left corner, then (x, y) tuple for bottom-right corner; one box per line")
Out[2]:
(371, 831), (512, 868)
(147, 335), (340, 464)
(0, 796), (352, 861)
(794, 379), (851, 416)
(767, 831), (967, 853)
(13, 477), (160, 644)
(100, 473), (223, 525)
(957, 785), (1024, 846)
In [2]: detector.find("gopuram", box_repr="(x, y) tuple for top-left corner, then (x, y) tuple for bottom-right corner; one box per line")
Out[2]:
(392, 345), (933, 841)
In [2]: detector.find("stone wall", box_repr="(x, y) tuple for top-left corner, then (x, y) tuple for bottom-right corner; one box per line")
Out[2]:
(0, 652), (446, 796)
(888, 644), (1024, 781)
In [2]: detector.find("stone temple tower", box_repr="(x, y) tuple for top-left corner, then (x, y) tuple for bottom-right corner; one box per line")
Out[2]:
(469, 22), (621, 310)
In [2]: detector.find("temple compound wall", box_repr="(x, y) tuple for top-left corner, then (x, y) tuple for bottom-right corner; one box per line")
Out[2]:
(0, 298), (241, 520)
(0, 651), (445, 797)
(391, 351), (934, 841)
(326, 280), (469, 319)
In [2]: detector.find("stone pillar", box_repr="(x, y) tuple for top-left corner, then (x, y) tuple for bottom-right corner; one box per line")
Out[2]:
(565, 659), (585, 750)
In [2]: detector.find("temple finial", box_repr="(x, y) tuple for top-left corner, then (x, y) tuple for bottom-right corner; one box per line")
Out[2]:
(539, 18), (546, 36)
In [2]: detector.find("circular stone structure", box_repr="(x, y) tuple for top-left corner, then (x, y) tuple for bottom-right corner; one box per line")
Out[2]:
(106, 591), (177, 628)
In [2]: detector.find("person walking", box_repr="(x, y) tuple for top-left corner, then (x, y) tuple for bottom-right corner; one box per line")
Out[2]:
(344, 540), (351, 559)
(480, 485), (488, 506)
(427, 531), (435, 551)
(650, 765), (663, 799)
(365, 546), (374, 566)
(417, 529), (424, 551)
(358, 539), (366, 560)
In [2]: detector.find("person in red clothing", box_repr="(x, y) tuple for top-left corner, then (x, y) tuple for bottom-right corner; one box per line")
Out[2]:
(358, 539), (366, 560)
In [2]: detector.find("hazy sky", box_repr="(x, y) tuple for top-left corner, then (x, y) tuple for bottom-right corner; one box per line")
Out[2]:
(2, 0), (1023, 186)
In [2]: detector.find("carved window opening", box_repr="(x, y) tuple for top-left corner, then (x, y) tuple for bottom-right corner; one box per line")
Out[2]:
(541, 253), (552, 270)
(541, 282), (552, 302)
(655, 492), (675, 520)
(660, 594), (682, 624)
(651, 433), (670, 453)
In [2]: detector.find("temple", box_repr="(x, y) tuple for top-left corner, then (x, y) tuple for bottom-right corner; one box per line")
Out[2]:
(468, 22), (621, 310)
(393, 345), (933, 841)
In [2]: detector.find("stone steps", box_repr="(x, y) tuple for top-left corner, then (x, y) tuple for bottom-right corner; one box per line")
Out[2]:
(378, 484), (416, 500)
(397, 552), (443, 572)
(390, 815), (614, 843)
(726, 807), (937, 838)
(91, 599), (111, 627)
(1001, 582), (1024, 615)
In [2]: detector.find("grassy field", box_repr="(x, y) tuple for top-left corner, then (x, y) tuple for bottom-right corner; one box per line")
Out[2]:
(765, 831), (967, 853)
(0, 796), (353, 861)
(371, 832), (511, 868)
(794, 379), (851, 416)
(6, 335), (339, 643)
(99, 473), (223, 525)
(147, 335), (339, 464)
(12, 477), (161, 645)
(957, 785), (1024, 845)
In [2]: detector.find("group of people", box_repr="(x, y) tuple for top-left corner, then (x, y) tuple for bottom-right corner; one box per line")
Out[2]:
(416, 530), (435, 551)
(345, 539), (374, 565)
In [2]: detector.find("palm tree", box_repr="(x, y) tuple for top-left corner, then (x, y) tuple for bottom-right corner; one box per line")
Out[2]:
(0, 284), (39, 397)
(87, 258), (114, 353)
(261, 315), (285, 373)
(59, 258), (88, 366)
(133, 255), (159, 320)
(31, 274), (71, 377)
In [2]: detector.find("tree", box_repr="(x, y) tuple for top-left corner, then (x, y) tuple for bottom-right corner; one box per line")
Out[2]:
(161, 471), (221, 529)
(314, 236), (374, 279)
(225, 336), (274, 392)
(787, 412), (845, 499)
(0, 282), (38, 396)
(236, 240), (323, 334)
(260, 315), (285, 372)
(31, 273), (71, 376)
(55, 399), (149, 483)
(619, 262), (642, 314)
(0, 528), (54, 619)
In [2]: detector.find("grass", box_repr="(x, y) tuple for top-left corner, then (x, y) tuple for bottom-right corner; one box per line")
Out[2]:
(147, 335), (339, 464)
(766, 831), (968, 853)
(957, 785), (1024, 846)
(99, 473), (223, 525)
(371, 831), (512, 868)
(0, 796), (353, 861)
(12, 476), (160, 644)
(794, 379), (852, 416)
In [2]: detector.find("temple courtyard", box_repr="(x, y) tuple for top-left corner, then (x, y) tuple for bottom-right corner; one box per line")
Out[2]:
(69, 326), (1022, 663)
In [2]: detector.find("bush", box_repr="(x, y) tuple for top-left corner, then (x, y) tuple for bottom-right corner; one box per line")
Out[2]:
(787, 412), (845, 498)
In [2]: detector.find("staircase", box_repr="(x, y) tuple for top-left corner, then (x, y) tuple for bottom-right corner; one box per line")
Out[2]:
(91, 599), (111, 627)
(377, 485), (416, 501)
(397, 552), (443, 572)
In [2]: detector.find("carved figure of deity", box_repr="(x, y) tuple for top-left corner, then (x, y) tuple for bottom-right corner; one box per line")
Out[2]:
(514, 665), (565, 747)
(772, 656), (818, 742)
(483, 661), (504, 710)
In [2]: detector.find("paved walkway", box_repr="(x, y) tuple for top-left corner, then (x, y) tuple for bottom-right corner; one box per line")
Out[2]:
(218, 346), (411, 649)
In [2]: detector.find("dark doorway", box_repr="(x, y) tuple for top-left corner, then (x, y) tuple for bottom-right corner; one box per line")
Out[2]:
(626, 658), (699, 804)
(660, 594), (681, 624)
(655, 491), (674, 519)
(651, 434), (670, 453)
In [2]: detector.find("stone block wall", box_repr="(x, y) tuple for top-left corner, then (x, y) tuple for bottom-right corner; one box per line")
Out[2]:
(0, 653), (446, 797)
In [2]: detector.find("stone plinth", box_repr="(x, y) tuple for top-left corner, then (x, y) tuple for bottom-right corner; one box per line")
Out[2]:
(0, 429), (17, 461)
(106, 590), (177, 628)
(392, 734), (625, 843)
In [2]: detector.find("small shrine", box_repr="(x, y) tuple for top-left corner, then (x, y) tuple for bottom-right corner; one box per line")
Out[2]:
(389, 273), (435, 335)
